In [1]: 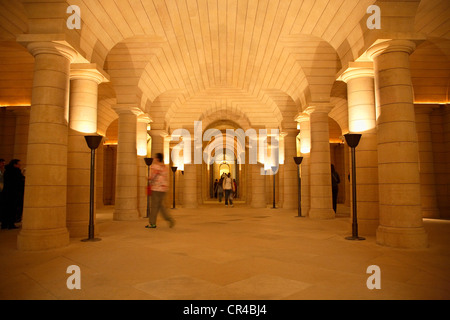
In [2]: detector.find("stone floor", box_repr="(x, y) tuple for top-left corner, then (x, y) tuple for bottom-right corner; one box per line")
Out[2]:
(0, 203), (449, 300)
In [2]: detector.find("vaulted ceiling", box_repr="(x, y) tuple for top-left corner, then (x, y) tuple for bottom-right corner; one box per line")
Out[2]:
(0, 0), (449, 134)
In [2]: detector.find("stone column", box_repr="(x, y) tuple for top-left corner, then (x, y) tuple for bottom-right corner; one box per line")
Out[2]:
(306, 104), (335, 219)
(340, 63), (379, 235)
(182, 133), (198, 209)
(112, 105), (141, 221)
(367, 39), (428, 248)
(17, 41), (77, 251)
(149, 130), (168, 159)
(282, 129), (299, 209)
(251, 162), (266, 208)
(297, 113), (311, 217)
(66, 66), (106, 237)
(415, 106), (440, 218)
(12, 107), (30, 169)
(137, 114), (151, 217)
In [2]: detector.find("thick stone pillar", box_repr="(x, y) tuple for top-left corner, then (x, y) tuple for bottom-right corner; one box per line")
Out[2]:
(183, 165), (198, 208)
(340, 63), (379, 235)
(149, 130), (168, 159)
(368, 40), (428, 248)
(17, 41), (77, 251)
(137, 114), (151, 217)
(282, 129), (299, 209)
(306, 104), (335, 219)
(112, 105), (141, 220)
(297, 113), (311, 217)
(415, 106), (440, 218)
(251, 162), (266, 208)
(67, 66), (106, 237)
(181, 134), (198, 209)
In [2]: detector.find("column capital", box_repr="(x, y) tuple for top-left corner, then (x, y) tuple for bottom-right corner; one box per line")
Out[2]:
(70, 63), (110, 84)
(304, 103), (334, 114)
(149, 130), (170, 139)
(338, 62), (374, 83)
(24, 40), (78, 62)
(137, 113), (152, 124)
(112, 104), (143, 116)
(367, 39), (416, 60)
(295, 112), (310, 123)
(281, 128), (299, 137)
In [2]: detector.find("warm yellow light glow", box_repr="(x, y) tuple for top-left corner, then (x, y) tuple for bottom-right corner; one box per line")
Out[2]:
(349, 119), (376, 133)
(298, 123), (311, 155)
(0, 103), (31, 107)
(300, 145), (311, 154)
(137, 121), (148, 156)
(163, 139), (170, 164)
(137, 144), (147, 156)
(414, 101), (449, 104)
(70, 120), (97, 134)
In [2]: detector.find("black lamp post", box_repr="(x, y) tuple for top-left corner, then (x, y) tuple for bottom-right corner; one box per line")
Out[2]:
(344, 133), (365, 241)
(144, 157), (153, 218)
(82, 135), (103, 242)
(271, 166), (277, 209)
(171, 166), (177, 209)
(293, 157), (303, 217)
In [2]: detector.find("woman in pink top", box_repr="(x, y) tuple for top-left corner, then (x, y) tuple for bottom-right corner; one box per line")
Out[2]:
(146, 153), (175, 229)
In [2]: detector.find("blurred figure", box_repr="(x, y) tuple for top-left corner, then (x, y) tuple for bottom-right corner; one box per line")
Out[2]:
(213, 179), (218, 198)
(331, 164), (340, 213)
(146, 153), (175, 229)
(0, 159), (5, 228)
(1, 159), (24, 229)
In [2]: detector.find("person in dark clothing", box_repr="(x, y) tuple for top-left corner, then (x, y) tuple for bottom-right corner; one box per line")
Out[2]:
(213, 179), (218, 198)
(1, 159), (25, 229)
(0, 158), (5, 227)
(331, 164), (340, 213)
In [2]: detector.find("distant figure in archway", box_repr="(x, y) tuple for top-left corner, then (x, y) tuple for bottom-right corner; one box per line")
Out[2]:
(213, 179), (218, 198)
(331, 164), (340, 213)
(216, 178), (223, 202)
(223, 173), (234, 207)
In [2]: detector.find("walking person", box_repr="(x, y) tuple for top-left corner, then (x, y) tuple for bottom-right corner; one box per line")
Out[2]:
(223, 173), (234, 207)
(145, 153), (175, 229)
(331, 164), (340, 213)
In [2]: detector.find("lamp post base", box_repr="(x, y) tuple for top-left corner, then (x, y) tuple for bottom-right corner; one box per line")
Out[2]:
(81, 238), (101, 242)
(345, 236), (365, 241)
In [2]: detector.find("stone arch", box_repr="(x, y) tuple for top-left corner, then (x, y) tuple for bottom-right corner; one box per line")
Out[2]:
(103, 35), (168, 106)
